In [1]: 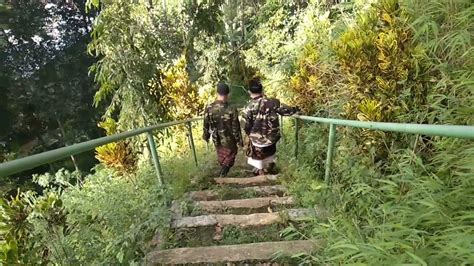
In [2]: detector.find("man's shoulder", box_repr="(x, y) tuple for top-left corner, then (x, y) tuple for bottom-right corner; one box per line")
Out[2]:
(243, 96), (279, 112)
(243, 99), (258, 112)
(265, 96), (280, 102)
(208, 100), (220, 106)
(261, 97), (280, 107)
(207, 101), (237, 117)
(206, 101), (224, 110)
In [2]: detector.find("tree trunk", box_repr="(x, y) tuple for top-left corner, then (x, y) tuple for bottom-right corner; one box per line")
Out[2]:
(56, 115), (81, 173)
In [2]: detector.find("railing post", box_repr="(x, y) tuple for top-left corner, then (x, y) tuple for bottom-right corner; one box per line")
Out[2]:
(280, 115), (284, 142)
(294, 117), (299, 158)
(187, 122), (198, 166)
(146, 131), (164, 186)
(325, 123), (337, 183)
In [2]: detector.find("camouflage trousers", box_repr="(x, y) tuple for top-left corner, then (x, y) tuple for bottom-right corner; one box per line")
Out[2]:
(216, 146), (237, 167)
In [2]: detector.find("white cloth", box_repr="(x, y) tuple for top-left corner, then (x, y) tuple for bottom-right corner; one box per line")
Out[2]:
(247, 155), (275, 170)
(247, 141), (275, 169)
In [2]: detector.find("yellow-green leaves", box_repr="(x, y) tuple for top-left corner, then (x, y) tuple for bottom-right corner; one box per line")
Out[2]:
(159, 55), (204, 121)
(147, 55), (204, 122)
(95, 118), (136, 174)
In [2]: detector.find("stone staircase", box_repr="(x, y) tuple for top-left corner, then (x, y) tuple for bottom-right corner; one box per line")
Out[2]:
(145, 173), (324, 265)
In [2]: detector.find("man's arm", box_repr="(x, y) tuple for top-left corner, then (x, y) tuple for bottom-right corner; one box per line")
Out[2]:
(242, 106), (253, 136)
(277, 100), (299, 116)
(232, 108), (243, 147)
(202, 106), (211, 141)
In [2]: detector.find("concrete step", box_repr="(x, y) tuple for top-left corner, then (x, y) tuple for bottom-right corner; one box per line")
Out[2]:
(171, 208), (318, 229)
(186, 185), (288, 201)
(194, 196), (294, 214)
(145, 240), (320, 265)
(214, 175), (279, 187)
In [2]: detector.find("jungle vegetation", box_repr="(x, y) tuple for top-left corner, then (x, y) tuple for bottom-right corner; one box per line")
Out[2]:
(1, 0), (473, 264)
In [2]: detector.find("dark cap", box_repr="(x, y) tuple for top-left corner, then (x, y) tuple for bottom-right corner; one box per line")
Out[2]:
(217, 83), (230, 95)
(248, 77), (263, 93)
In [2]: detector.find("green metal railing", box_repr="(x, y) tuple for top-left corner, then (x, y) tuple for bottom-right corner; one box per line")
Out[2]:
(292, 115), (474, 183)
(0, 118), (203, 183)
(1, 114), (473, 186)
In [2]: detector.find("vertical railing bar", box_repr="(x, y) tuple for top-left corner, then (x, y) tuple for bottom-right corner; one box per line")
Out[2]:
(204, 119), (210, 151)
(294, 117), (299, 158)
(280, 115), (284, 142)
(146, 131), (164, 186)
(325, 123), (337, 184)
(187, 121), (198, 167)
(187, 127), (192, 151)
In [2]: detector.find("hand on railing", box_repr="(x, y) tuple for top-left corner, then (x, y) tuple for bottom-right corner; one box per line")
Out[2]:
(294, 107), (302, 115)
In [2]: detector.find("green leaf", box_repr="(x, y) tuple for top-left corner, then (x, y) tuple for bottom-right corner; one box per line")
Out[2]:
(330, 243), (360, 251)
(116, 250), (124, 263)
(405, 251), (427, 266)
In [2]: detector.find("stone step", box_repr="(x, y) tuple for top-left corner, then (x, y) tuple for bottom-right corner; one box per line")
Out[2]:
(214, 175), (279, 187)
(145, 240), (320, 265)
(171, 208), (318, 229)
(186, 185), (288, 201)
(194, 196), (294, 214)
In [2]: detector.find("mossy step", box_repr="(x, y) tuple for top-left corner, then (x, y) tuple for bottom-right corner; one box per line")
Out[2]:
(165, 224), (285, 249)
(214, 175), (279, 187)
(146, 240), (320, 265)
(193, 196), (294, 214)
(186, 185), (287, 201)
(171, 208), (318, 229)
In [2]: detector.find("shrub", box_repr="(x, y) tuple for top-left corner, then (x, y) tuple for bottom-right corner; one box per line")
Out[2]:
(333, 0), (428, 124)
(95, 118), (137, 174)
(148, 55), (204, 121)
(1, 166), (170, 265)
(273, 0), (474, 264)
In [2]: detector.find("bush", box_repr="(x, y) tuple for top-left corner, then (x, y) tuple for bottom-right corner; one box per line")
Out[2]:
(95, 118), (137, 174)
(148, 55), (205, 121)
(264, 0), (474, 264)
(60, 165), (169, 264)
(1, 166), (168, 264)
(1, 121), (217, 265)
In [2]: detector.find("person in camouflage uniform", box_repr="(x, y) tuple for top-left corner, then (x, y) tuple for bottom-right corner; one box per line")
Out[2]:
(203, 83), (243, 177)
(242, 78), (299, 175)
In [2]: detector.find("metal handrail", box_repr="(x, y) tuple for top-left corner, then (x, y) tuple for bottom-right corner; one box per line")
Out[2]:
(292, 114), (474, 183)
(2, 113), (473, 185)
(0, 118), (203, 181)
(294, 115), (474, 139)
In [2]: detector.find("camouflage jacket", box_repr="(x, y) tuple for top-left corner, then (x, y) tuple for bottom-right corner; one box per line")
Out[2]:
(242, 96), (298, 146)
(203, 100), (243, 149)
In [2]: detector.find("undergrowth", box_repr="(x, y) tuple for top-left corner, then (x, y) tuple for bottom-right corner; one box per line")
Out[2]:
(0, 123), (218, 264)
(279, 123), (473, 264)
(261, 0), (474, 264)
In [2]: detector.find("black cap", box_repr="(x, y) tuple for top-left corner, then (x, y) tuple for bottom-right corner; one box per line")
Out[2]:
(248, 77), (263, 93)
(217, 83), (230, 95)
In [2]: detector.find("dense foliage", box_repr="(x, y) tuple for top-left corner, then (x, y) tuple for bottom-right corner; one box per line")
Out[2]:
(1, 136), (215, 264)
(0, 0), (101, 195)
(1, 166), (168, 264)
(257, 0), (474, 263)
(1, 0), (472, 264)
